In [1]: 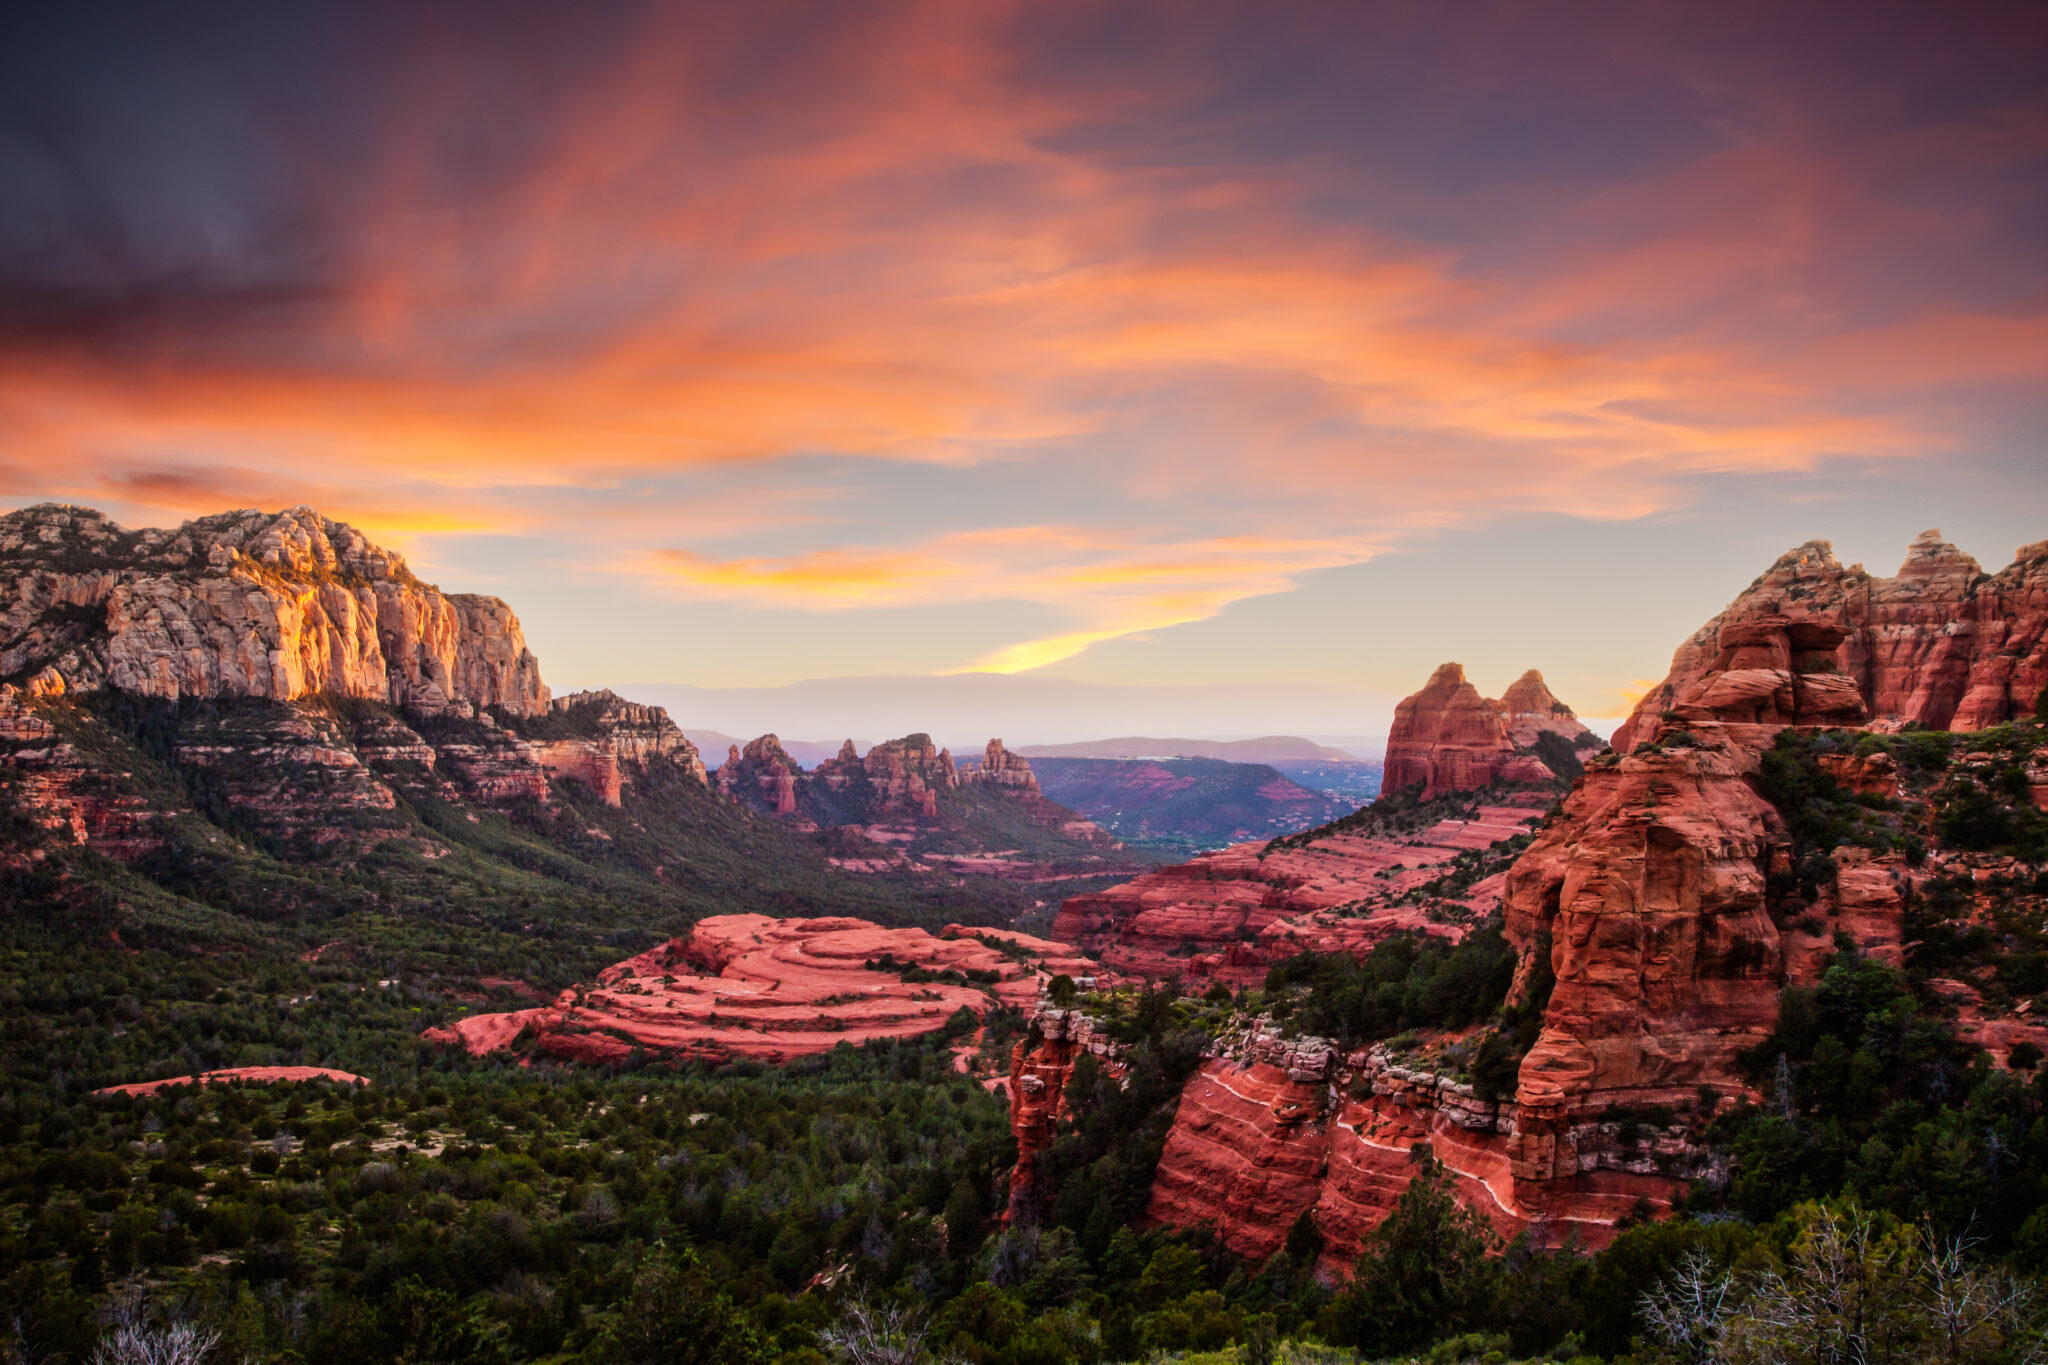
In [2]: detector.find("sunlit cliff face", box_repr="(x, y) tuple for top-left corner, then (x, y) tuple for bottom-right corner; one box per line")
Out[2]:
(2, 2), (2044, 701)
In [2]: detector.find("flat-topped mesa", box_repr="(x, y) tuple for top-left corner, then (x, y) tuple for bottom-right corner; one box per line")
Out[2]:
(960, 738), (1039, 792)
(1501, 531), (2048, 1176)
(0, 504), (547, 715)
(1381, 663), (1604, 799)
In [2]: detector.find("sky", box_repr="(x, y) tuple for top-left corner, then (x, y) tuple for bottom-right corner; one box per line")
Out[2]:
(2, 2), (2044, 744)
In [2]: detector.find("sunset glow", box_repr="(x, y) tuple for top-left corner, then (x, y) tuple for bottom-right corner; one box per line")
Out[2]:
(3, 2), (2044, 723)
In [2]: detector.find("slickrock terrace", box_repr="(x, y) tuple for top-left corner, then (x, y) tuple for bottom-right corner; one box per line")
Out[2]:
(426, 914), (1103, 1065)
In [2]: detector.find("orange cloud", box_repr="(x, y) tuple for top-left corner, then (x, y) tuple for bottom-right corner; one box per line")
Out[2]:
(1, 3), (2040, 686)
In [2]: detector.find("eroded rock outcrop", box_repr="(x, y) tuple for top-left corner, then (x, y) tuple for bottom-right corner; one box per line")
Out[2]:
(1094, 534), (2047, 1270)
(962, 739), (1039, 792)
(1147, 1024), (1708, 1269)
(527, 689), (706, 804)
(1615, 532), (2048, 750)
(715, 731), (1124, 868)
(1383, 664), (1604, 799)
(427, 914), (1100, 1066)
(0, 505), (547, 715)
(1500, 533), (2048, 1142)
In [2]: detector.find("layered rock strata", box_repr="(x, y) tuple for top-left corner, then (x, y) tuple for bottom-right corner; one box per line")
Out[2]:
(1054, 791), (1555, 985)
(0, 504), (547, 714)
(1145, 1020), (1710, 1268)
(1502, 533), (2048, 1152)
(1084, 534), (2046, 1269)
(526, 689), (706, 805)
(1615, 532), (2048, 750)
(1383, 664), (1605, 799)
(426, 914), (1102, 1065)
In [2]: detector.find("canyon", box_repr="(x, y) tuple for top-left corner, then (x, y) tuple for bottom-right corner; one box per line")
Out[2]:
(10, 503), (2045, 1287)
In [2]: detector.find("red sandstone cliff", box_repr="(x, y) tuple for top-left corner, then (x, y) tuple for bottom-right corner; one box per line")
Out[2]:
(1109, 533), (2048, 1269)
(1614, 532), (2048, 751)
(1053, 663), (1605, 987)
(1498, 533), (2048, 1144)
(1383, 664), (1604, 799)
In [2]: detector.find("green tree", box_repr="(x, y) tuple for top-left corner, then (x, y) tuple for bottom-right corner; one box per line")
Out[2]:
(592, 1247), (768, 1365)
(1326, 1151), (1497, 1355)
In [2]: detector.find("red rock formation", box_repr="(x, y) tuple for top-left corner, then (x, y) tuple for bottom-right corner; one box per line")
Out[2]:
(1005, 1005), (1121, 1220)
(1141, 1019), (1700, 1264)
(1083, 533), (2045, 1272)
(0, 504), (548, 715)
(963, 739), (1040, 792)
(1615, 533), (2048, 751)
(1383, 664), (1515, 799)
(1383, 664), (1604, 799)
(1055, 791), (1555, 986)
(526, 689), (706, 805)
(716, 734), (802, 816)
(858, 732), (957, 818)
(428, 915), (1105, 1066)
(1508, 532), (2047, 1139)
(1817, 750), (1900, 799)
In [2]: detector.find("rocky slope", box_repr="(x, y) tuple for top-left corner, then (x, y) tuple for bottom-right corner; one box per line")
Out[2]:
(1382, 665), (1604, 799)
(1105, 532), (2048, 1266)
(427, 913), (1101, 1065)
(1054, 790), (1553, 984)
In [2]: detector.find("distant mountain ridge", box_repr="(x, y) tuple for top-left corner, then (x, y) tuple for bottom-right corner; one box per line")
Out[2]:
(1018, 735), (1362, 763)
(1028, 756), (1354, 855)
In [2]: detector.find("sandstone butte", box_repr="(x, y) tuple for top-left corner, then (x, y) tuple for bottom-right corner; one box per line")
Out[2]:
(424, 913), (1107, 1066)
(714, 730), (1120, 870)
(1016, 532), (2048, 1272)
(1054, 665), (1603, 987)
(1383, 664), (1596, 799)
